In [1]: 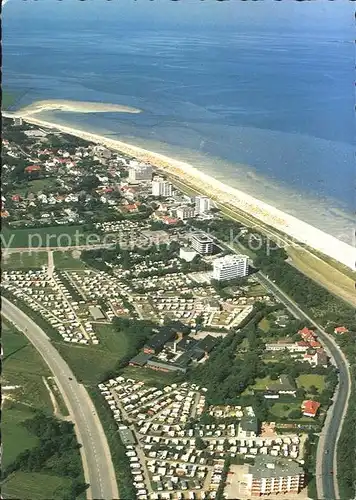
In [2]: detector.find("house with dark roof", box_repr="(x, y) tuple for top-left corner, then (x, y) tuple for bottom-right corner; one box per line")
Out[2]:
(129, 352), (153, 367)
(144, 328), (177, 354)
(265, 375), (297, 399)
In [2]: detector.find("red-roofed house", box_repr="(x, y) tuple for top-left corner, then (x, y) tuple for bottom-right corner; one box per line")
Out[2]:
(301, 400), (321, 418)
(162, 216), (178, 225)
(334, 326), (349, 335)
(11, 194), (21, 202)
(309, 340), (322, 349)
(298, 327), (317, 340)
(25, 165), (41, 173)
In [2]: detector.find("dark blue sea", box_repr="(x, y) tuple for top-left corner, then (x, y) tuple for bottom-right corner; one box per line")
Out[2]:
(3, 0), (355, 243)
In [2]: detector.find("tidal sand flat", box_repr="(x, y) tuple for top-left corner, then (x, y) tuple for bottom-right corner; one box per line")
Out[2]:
(17, 99), (141, 116)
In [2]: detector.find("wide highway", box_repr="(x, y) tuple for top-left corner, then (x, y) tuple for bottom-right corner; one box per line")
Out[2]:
(2, 297), (119, 500)
(257, 272), (351, 500)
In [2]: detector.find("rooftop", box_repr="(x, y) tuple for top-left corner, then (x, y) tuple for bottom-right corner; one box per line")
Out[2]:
(248, 455), (304, 479)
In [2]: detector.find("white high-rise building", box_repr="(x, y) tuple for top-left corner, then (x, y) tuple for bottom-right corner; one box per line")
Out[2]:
(212, 254), (249, 281)
(191, 232), (213, 255)
(152, 177), (173, 197)
(128, 164), (152, 183)
(195, 196), (211, 214)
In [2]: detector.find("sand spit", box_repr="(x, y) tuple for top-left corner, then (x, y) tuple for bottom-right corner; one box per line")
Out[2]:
(4, 112), (355, 270)
(16, 99), (141, 116)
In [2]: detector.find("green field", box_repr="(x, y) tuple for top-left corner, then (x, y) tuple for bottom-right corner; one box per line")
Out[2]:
(54, 324), (129, 383)
(1, 471), (73, 500)
(297, 374), (326, 393)
(270, 401), (311, 421)
(1, 225), (86, 249)
(121, 365), (176, 386)
(1, 404), (39, 468)
(14, 178), (59, 196)
(2, 321), (52, 410)
(53, 250), (87, 269)
(1, 251), (48, 270)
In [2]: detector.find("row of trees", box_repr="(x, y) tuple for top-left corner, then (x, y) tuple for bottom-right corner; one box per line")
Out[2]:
(3, 412), (87, 500)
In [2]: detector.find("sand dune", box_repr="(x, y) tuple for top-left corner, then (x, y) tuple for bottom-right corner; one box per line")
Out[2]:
(4, 111), (355, 270)
(16, 99), (141, 116)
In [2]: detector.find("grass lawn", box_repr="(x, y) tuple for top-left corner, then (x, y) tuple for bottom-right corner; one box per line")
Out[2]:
(1, 251), (48, 270)
(258, 317), (270, 333)
(270, 401), (312, 422)
(252, 376), (274, 390)
(54, 324), (129, 384)
(297, 374), (326, 392)
(1, 225), (86, 249)
(287, 246), (356, 308)
(1, 404), (39, 468)
(246, 283), (268, 297)
(14, 178), (59, 196)
(53, 250), (87, 269)
(270, 402), (300, 418)
(1, 471), (73, 500)
(121, 365), (176, 386)
(2, 321), (52, 411)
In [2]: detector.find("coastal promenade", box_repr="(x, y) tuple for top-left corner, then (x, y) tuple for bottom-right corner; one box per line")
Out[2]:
(2, 297), (120, 500)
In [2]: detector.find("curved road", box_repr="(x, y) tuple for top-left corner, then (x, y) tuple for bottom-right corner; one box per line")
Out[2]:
(257, 272), (351, 500)
(2, 297), (119, 500)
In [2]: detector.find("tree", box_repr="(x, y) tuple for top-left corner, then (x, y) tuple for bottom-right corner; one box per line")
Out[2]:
(195, 436), (207, 450)
(289, 409), (302, 419)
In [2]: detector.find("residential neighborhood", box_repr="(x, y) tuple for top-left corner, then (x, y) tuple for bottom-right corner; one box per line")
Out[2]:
(2, 117), (355, 500)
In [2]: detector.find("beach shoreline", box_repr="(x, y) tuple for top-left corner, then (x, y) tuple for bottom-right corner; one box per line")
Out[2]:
(3, 111), (355, 270)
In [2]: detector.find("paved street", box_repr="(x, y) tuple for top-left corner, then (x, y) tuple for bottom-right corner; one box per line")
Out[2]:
(2, 297), (119, 500)
(257, 272), (351, 500)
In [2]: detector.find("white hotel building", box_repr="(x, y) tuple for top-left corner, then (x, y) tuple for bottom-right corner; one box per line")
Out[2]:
(195, 195), (211, 214)
(152, 176), (173, 197)
(212, 254), (249, 281)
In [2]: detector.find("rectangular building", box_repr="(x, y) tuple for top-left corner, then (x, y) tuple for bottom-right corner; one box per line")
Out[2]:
(143, 328), (177, 354)
(212, 254), (249, 281)
(128, 164), (152, 183)
(191, 232), (213, 255)
(152, 177), (173, 197)
(176, 206), (195, 220)
(195, 196), (211, 214)
(245, 456), (305, 496)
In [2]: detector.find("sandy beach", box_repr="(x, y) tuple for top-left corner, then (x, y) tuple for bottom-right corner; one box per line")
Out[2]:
(17, 99), (141, 116)
(3, 110), (355, 270)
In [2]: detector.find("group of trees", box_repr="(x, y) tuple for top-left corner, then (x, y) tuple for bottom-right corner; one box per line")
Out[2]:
(189, 319), (266, 405)
(3, 412), (87, 500)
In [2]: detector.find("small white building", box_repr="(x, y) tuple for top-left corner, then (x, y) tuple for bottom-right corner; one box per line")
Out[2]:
(179, 247), (198, 262)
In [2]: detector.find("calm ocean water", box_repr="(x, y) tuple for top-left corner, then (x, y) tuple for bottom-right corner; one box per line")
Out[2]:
(3, 0), (355, 243)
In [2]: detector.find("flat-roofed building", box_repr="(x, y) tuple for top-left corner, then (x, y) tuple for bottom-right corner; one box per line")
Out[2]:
(212, 254), (249, 281)
(228, 456), (305, 497)
(152, 177), (173, 197)
(128, 163), (152, 183)
(176, 206), (195, 220)
(191, 232), (213, 255)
